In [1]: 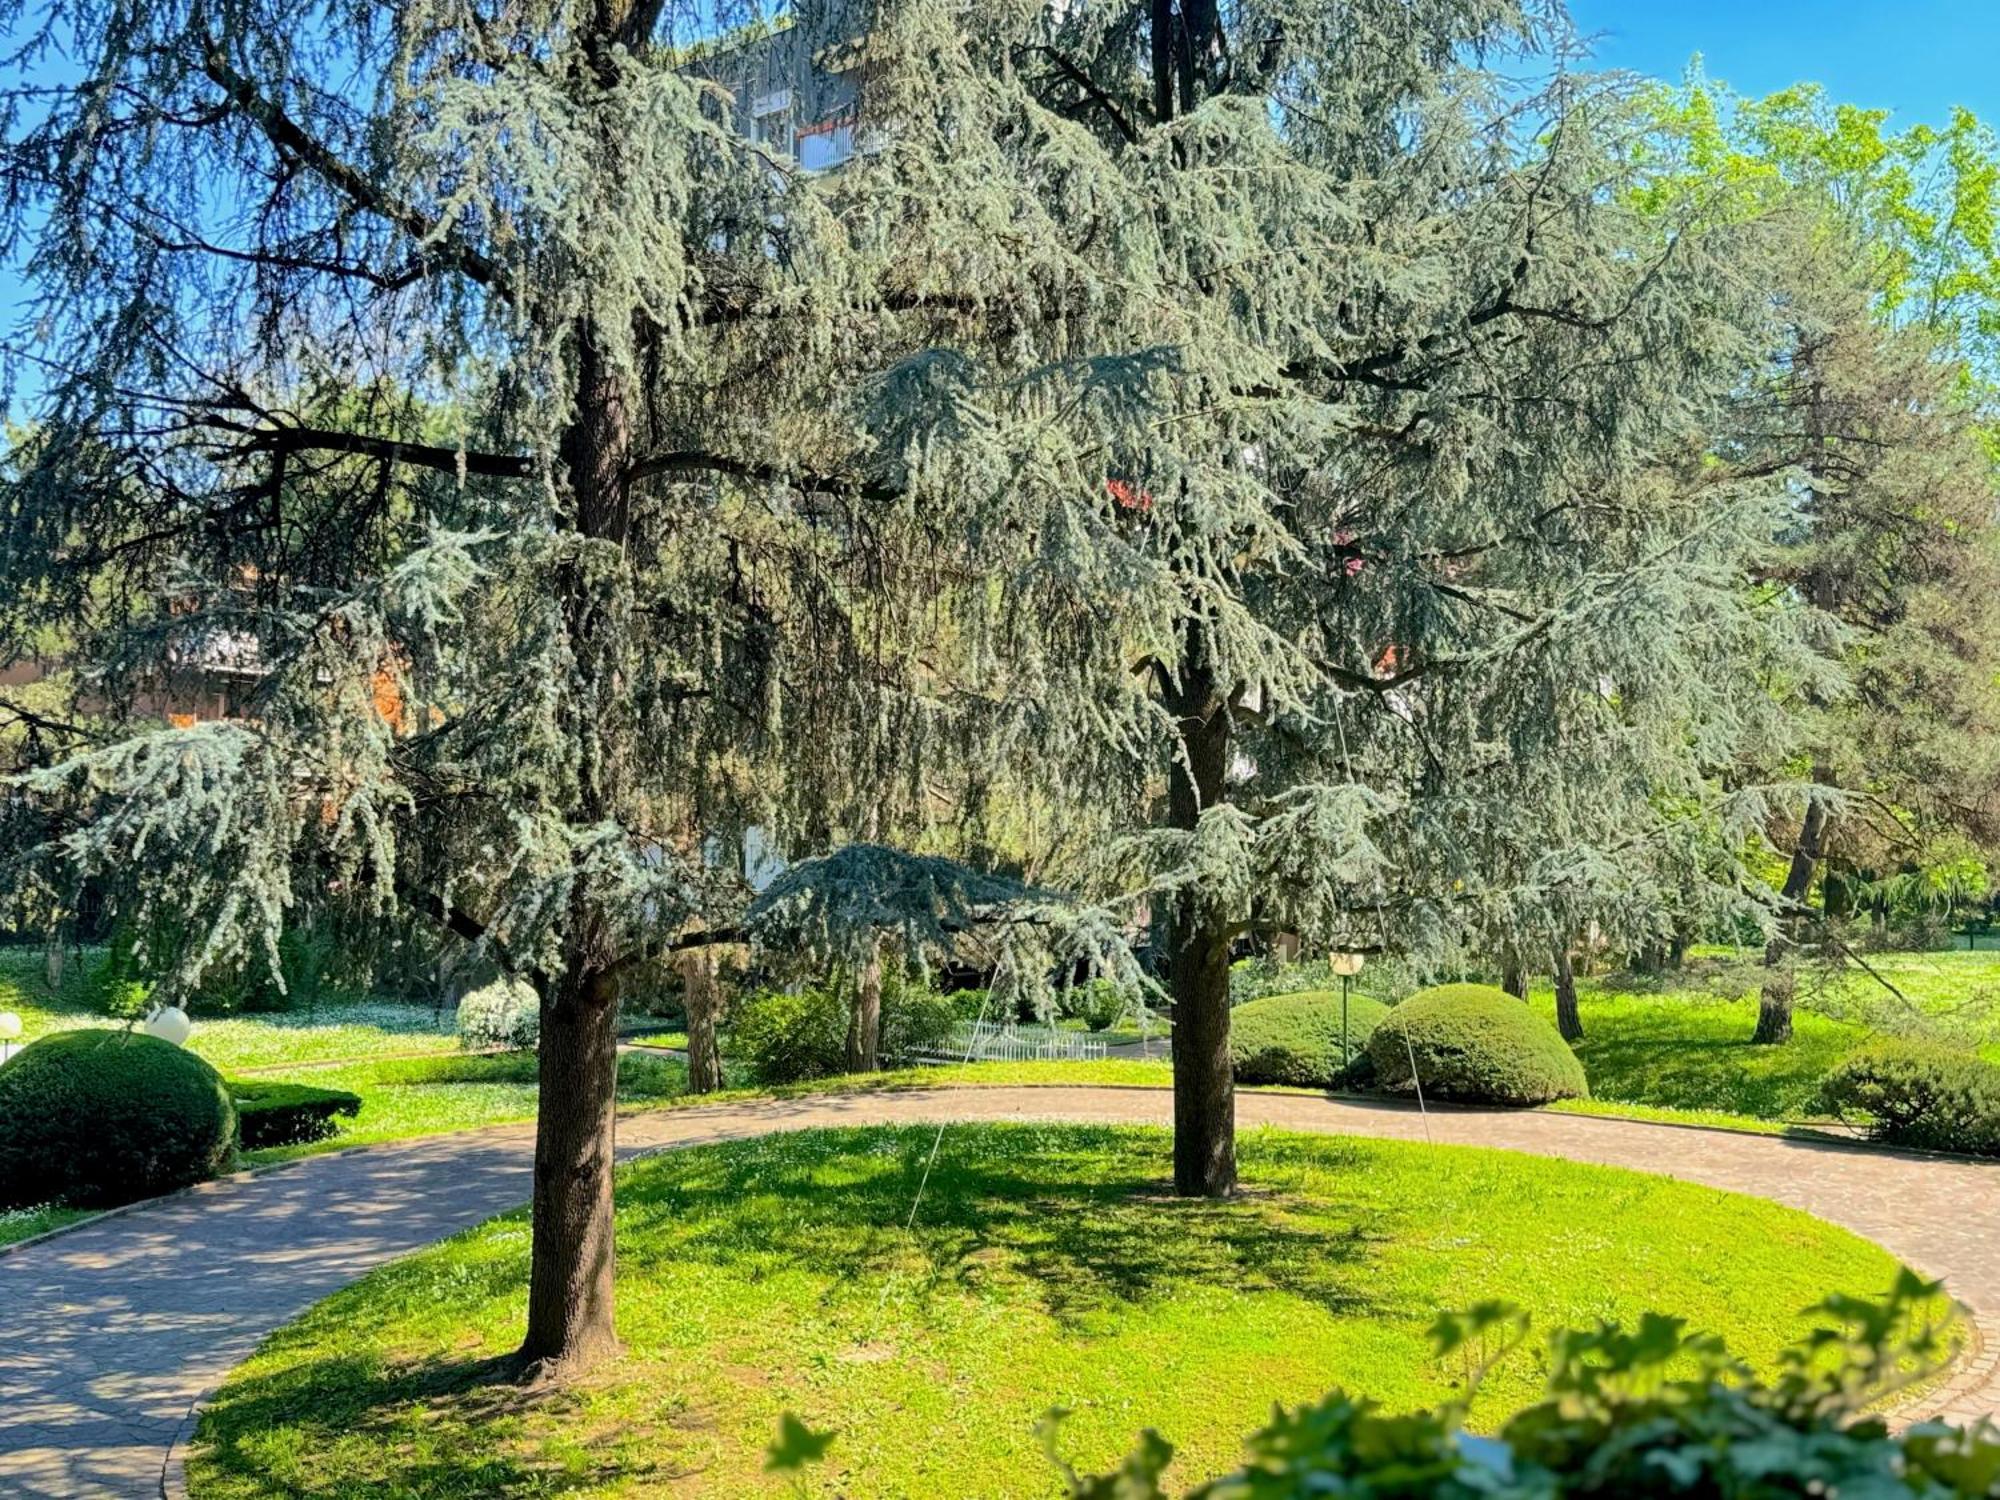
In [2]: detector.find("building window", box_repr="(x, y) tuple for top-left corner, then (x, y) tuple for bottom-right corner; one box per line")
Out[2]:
(751, 88), (793, 154)
(798, 118), (854, 171)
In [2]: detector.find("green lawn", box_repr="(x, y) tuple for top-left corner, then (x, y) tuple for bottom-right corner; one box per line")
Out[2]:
(185, 1123), (1931, 1500)
(1524, 949), (2000, 1123)
(0, 946), (462, 1071)
(238, 1051), (691, 1165)
(1533, 986), (1863, 1121)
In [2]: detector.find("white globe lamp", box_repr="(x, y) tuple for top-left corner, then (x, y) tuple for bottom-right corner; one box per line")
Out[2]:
(141, 1004), (194, 1048)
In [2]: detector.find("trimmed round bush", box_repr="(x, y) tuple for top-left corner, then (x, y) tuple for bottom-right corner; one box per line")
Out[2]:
(1367, 983), (1587, 1105)
(0, 1029), (237, 1208)
(1822, 1039), (2000, 1156)
(456, 977), (540, 1051)
(1231, 990), (1388, 1087)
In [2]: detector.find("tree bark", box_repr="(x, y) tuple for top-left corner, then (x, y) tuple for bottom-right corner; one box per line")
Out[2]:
(520, 957), (622, 1377)
(1164, 637), (1236, 1198)
(1148, 1), (1236, 1199)
(1501, 960), (1526, 999)
(677, 947), (723, 1093)
(845, 936), (883, 1072)
(1756, 790), (1829, 1045)
(1551, 946), (1583, 1041)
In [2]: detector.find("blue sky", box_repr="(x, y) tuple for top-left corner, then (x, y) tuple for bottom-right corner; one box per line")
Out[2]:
(1568, 1), (2000, 127)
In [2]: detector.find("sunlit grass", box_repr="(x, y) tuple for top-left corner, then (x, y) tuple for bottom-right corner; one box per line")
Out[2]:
(186, 1124), (1931, 1499)
(240, 1051), (691, 1165)
(0, 946), (462, 1071)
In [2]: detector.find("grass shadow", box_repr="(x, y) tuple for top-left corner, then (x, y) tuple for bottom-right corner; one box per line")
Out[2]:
(615, 1124), (1388, 1328)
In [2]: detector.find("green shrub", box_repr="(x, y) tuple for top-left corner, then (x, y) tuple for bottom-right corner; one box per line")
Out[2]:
(881, 980), (960, 1060)
(1230, 990), (1388, 1087)
(0, 1029), (237, 1208)
(1368, 983), (1586, 1105)
(456, 977), (540, 1050)
(1822, 1039), (2000, 1156)
(230, 1080), (364, 1148)
(942, 987), (995, 1022)
(1061, 978), (1131, 1032)
(732, 978), (965, 1083)
(730, 986), (849, 1083)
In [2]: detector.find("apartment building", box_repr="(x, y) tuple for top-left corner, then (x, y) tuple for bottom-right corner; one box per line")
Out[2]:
(683, 14), (871, 173)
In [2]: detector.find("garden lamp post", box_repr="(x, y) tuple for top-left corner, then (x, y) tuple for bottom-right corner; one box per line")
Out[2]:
(1329, 953), (1364, 1067)
(0, 1011), (19, 1064)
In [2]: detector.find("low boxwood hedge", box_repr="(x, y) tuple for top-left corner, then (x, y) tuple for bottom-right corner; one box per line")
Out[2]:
(1230, 990), (1388, 1087)
(1368, 983), (1587, 1106)
(0, 1029), (237, 1208)
(230, 1079), (364, 1148)
(1822, 1038), (2000, 1156)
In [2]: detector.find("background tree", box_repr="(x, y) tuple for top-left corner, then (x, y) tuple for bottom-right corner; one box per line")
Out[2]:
(0, 0), (1066, 1377)
(785, 0), (1833, 1195)
(1642, 78), (2000, 1041)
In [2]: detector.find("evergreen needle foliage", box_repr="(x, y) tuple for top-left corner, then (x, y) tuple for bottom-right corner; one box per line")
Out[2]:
(0, 0), (1892, 1350)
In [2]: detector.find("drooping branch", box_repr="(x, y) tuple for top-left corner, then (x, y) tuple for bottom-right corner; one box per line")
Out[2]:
(1027, 46), (1141, 146)
(200, 46), (510, 296)
(194, 415), (537, 479)
(393, 875), (551, 993)
(625, 450), (905, 501)
(193, 415), (908, 501)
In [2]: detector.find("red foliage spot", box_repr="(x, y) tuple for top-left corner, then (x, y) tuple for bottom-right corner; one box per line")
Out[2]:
(1105, 478), (1154, 512)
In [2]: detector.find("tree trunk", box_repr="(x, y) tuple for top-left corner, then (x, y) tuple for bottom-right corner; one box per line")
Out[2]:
(520, 959), (622, 1377)
(677, 947), (723, 1094)
(846, 937), (882, 1072)
(1148, 2), (1236, 1199)
(520, 320), (633, 1372)
(1501, 960), (1526, 999)
(1164, 637), (1236, 1198)
(1757, 790), (1829, 1045)
(1754, 970), (1796, 1046)
(1551, 946), (1582, 1041)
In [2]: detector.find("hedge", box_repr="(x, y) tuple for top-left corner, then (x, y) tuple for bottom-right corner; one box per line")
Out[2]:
(1230, 990), (1388, 1087)
(1368, 983), (1587, 1105)
(1822, 1038), (2000, 1156)
(230, 1079), (365, 1148)
(0, 1029), (237, 1208)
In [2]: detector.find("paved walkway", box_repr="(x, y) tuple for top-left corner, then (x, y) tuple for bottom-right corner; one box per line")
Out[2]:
(3, 1086), (1997, 1497)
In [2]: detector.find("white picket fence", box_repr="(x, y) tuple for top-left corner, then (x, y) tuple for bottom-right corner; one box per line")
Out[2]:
(907, 1020), (1111, 1065)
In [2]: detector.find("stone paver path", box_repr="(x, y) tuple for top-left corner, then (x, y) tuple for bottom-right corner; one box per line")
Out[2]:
(3, 1085), (1997, 1497)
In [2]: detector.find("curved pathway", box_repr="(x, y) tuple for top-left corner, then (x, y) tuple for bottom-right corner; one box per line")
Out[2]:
(3, 1086), (1997, 1497)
